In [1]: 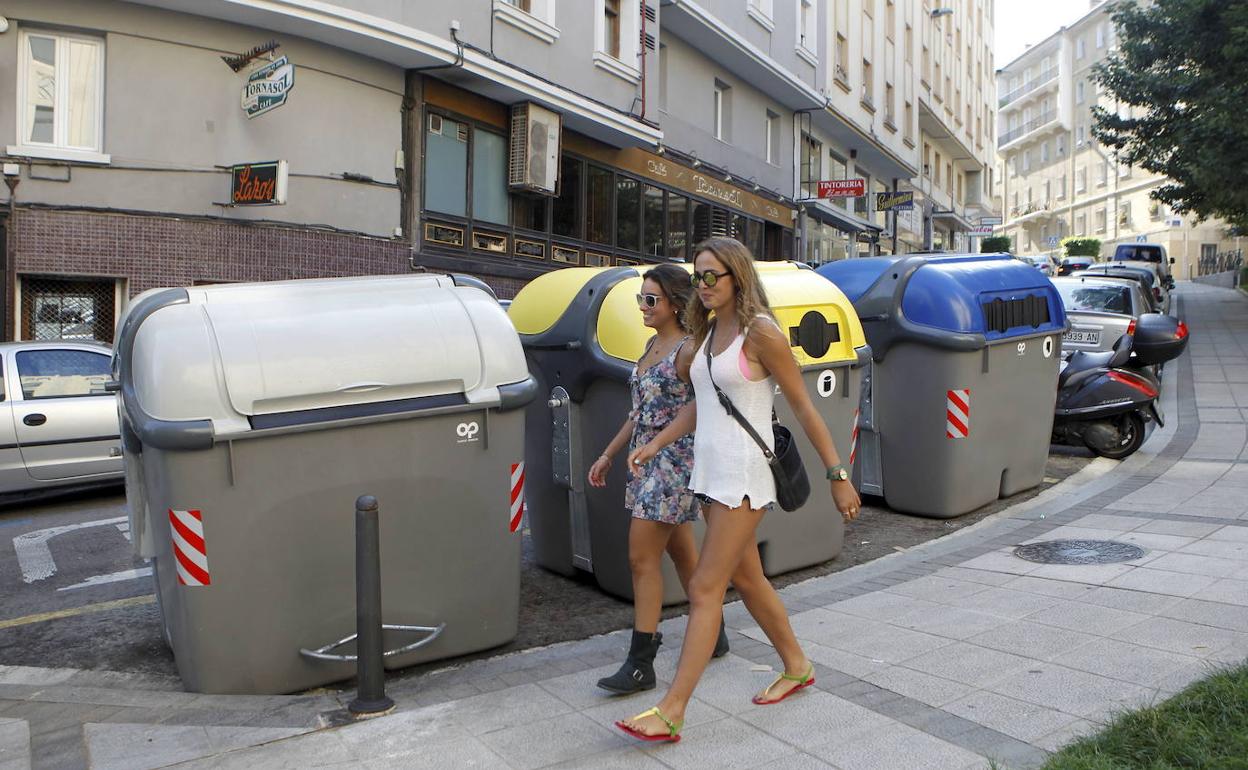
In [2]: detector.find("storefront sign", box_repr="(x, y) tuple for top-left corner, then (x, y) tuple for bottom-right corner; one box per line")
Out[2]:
(243, 56), (294, 119)
(230, 160), (288, 205)
(875, 191), (915, 211)
(817, 179), (866, 198)
(969, 224), (995, 236)
(979, 215), (1003, 226)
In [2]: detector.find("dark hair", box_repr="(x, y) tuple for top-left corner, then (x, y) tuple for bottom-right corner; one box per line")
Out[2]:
(642, 263), (695, 330)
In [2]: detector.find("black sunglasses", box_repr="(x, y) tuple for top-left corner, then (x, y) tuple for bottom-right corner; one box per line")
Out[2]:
(690, 270), (731, 288)
(635, 293), (662, 309)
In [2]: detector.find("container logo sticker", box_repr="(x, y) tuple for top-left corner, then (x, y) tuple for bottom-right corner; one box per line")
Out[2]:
(1016, 342), (1027, 356)
(848, 408), (861, 465)
(946, 390), (970, 439)
(509, 462), (526, 533)
(817, 370), (837, 398)
(169, 509), (210, 586)
(456, 421), (481, 443)
(1043, 337), (1055, 358)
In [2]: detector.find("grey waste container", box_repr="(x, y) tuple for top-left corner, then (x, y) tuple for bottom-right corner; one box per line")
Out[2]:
(508, 263), (870, 603)
(817, 253), (1068, 518)
(114, 273), (536, 694)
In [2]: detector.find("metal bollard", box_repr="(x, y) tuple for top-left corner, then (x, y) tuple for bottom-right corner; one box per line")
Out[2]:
(348, 495), (395, 715)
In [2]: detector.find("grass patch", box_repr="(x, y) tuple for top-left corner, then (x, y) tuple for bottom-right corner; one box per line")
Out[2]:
(1041, 660), (1248, 769)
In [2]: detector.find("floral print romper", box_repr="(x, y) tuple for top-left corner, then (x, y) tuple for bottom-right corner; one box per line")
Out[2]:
(624, 337), (699, 525)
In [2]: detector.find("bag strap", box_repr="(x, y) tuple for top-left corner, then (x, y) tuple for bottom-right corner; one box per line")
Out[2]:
(705, 320), (776, 463)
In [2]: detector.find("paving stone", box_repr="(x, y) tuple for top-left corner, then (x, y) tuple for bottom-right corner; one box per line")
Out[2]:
(899, 643), (1033, 689)
(943, 690), (1081, 744)
(638, 714), (796, 770)
(1020, 599), (1150, 636)
(928, 566), (1020, 587)
(1032, 718), (1102, 752)
(968, 620), (1100, 660)
(0, 718), (30, 770)
(83, 723), (312, 770)
(986, 664), (1155, 719)
(955, 587), (1066, 620)
(826, 592), (939, 622)
(883, 576), (994, 604)
(887, 605), (1009, 641)
(479, 712), (627, 770)
(738, 689), (891, 746)
(1132, 519), (1222, 537)
(862, 666), (973, 708)
(1191, 578), (1248, 606)
(807, 721), (982, 770)
(1110, 616), (1248, 658)
(1075, 586), (1184, 614)
(1105, 566), (1222, 597)
(1000, 576), (1099, 600)
(1059, 637), (1202, 687)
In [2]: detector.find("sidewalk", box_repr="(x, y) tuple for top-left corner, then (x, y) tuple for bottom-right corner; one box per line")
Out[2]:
(4, 282), (1247, 770)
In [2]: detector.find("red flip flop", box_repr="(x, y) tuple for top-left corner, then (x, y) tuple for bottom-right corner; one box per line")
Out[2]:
(615, 706), (682, 743)
(752, 663), (815, 705)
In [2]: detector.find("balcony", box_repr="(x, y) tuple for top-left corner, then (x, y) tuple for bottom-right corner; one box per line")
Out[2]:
(998, 109), (1058, 148)
(998, 68), (1058, 108)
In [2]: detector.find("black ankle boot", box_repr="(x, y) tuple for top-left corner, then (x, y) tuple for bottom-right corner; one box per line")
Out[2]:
(597, 630), (662, 695)
(712, 616), (730, 659)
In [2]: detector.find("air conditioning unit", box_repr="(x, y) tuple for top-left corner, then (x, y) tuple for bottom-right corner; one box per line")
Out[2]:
(509, 102), (562, 195)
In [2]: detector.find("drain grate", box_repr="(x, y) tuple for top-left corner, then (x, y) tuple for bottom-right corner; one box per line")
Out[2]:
(1013, 539), (1145, 565)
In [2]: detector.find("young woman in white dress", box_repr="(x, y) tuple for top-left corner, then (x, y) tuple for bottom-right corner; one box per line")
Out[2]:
(616, 237), (862, 743)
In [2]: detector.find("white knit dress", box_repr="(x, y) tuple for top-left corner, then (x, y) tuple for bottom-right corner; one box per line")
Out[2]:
(689, 326), (777, 510)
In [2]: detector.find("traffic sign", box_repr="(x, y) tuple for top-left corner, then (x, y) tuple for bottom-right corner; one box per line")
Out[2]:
(1046, 236), (1060, 247)
(979, 216), (1003, 226)
(1136, 234), (1147, 242)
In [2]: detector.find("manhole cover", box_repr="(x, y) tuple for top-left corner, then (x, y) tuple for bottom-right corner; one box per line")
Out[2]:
(1013, 539), (1145, 565)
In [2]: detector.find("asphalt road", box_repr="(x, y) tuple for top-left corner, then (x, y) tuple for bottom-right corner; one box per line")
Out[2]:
(0, 450), (1093, 685)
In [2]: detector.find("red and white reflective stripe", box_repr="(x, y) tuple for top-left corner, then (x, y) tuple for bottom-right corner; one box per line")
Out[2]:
(509, 463), (526, 533)
(169, 509), (211, 586)
(946, 389), (970, 439)
(848, 409), (860, 465)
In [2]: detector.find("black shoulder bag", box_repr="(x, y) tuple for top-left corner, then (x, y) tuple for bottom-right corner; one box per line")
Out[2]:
(703, 322), (811, 512)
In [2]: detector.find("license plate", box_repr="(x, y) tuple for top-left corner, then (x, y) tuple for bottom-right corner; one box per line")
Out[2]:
(1063, 328), (1102, 345)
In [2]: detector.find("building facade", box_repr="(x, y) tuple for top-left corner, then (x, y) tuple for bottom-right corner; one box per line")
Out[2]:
(0, 0), (997, 345)
(994, 0), (1240, 277)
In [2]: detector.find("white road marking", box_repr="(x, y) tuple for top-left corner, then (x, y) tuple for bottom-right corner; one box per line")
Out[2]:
(13, 516), (129, 584)
(56, 567), (152, 592)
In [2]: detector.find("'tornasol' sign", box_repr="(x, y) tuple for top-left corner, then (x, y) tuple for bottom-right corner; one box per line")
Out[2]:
(243, 56), (294, 119)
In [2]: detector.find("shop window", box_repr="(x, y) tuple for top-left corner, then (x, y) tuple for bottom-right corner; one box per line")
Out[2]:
(616, 176), (641, 252)
(643, 185), (664, 258)
(747, 219), (764, 259)
(513, 195), (547, 232)
(16, 30), (105, 159)
(586, 165), (613, 244)
(21, 276), (116, 343)
(425, 114), (469, 217)
(730, 213), (748, 244)
(800, 133), (822, 199)
(667, 194), (690, 260)
(692, 200), (713, 243)
(472, 130), (509, 225)
(553, 154), (581, 238)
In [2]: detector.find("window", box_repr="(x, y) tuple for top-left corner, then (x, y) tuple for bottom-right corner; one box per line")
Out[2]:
(798, 0), (815, 54)
(472, 130), (508, 225)
(1076, 81), (1085, 104)
(1022, 150), (1031, 173)
(15, 30), (106, 160)
(667, 194), (689, 260)
(23, 277), (116, 342)
(800, 133), (821, 198)
(862, 59), (874, 107)
(1098, 161), (1108, 187)
(835, 34), (850, 84)
(658, 45), (668, 111)
(586, 165), (613, 244)
(616, 174), (638, 248)
(643, 184), (664, 257)
(1096, 23), (1105, 49)
(829, 151), (849, 209)
(1076, 124), (1086, 145)
(1095, 208), (1107, 232)
(713, 82), (730, 141)
(552, 154), (581, 237)
(1040, 141), (1049, 163)
(1057, 135), (1066, 156)
(1076, 213), (1086, 234)
(506, 0), (531, 9)
(934, 150), (942, 186)
(425, 115), (469, 217)
(750, 0), (774, 19)
(15, 349), (111, 400)
(885, 82), (895, 126)
(1057, 174), (1067, 199)
(765, 110), (779, 164)
(1076, 37), (1085, 59)
(904, 100), (914, 142)
(604, 0), (621, 58)
(513, 195), (547, 232)
(1076, 167), (1087, 193)
(855, 173), (872, 216)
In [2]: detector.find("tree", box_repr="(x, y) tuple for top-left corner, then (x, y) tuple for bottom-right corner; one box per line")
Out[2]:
(980, 235), (1012, 253)
(1093, 0), (1248, 230)
(1062, 236), (1101, 258)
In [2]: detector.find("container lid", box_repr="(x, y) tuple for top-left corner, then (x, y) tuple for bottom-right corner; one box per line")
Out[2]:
(818, 253), (1067, 344)
(593, 262), (867, 367)
(122, 274), (528, 435)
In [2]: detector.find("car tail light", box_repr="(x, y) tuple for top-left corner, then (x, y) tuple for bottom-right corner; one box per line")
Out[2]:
(1154, 287), (1163, 302)
(1108, 370), (1159, 399)
(1126, 319), (1137, 336)
(1176, 320), (1189, 339)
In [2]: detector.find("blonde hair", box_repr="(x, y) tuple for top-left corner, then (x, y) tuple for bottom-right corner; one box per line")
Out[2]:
(687, 236), (773, 347)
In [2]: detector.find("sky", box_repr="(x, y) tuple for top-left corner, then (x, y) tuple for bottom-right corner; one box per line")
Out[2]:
(994, 0), (1104, 68)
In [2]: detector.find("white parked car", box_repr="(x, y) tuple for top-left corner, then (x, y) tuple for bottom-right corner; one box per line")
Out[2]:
(0, 341), (123, 494)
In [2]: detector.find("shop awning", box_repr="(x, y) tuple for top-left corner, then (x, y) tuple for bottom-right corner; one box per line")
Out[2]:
(804, 200), (882, 233)
(130, 0), (664, 149)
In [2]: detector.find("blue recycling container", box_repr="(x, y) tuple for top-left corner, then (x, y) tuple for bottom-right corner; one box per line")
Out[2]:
(817, 253), (1068, 517)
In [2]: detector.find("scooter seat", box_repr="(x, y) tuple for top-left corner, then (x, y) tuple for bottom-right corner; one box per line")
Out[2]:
(1059, 349), (1116, 388)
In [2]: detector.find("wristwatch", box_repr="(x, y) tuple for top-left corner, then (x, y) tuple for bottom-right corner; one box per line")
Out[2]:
(826, 465), (849, 481)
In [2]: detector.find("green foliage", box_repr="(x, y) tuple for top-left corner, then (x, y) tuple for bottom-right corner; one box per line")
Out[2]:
(1043, 661), (1248, 769)
(1061, 237), (1101, 258)
(980, 235), (1012, 253)
(1093, 0), (1248, 230)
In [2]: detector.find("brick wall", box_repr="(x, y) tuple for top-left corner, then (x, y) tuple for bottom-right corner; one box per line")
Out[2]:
(9, 206), (527, 301)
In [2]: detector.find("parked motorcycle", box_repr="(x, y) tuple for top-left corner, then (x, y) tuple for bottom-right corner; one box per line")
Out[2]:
(1052, 313), (1189, 459)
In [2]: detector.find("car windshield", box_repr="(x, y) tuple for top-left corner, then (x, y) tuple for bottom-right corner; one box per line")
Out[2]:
(1056, 283), (1133, 314)
(1115, 245), (1163, 262)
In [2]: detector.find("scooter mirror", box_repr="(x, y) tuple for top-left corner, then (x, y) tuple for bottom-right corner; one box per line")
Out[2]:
(1109, 333), (1133, 368)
